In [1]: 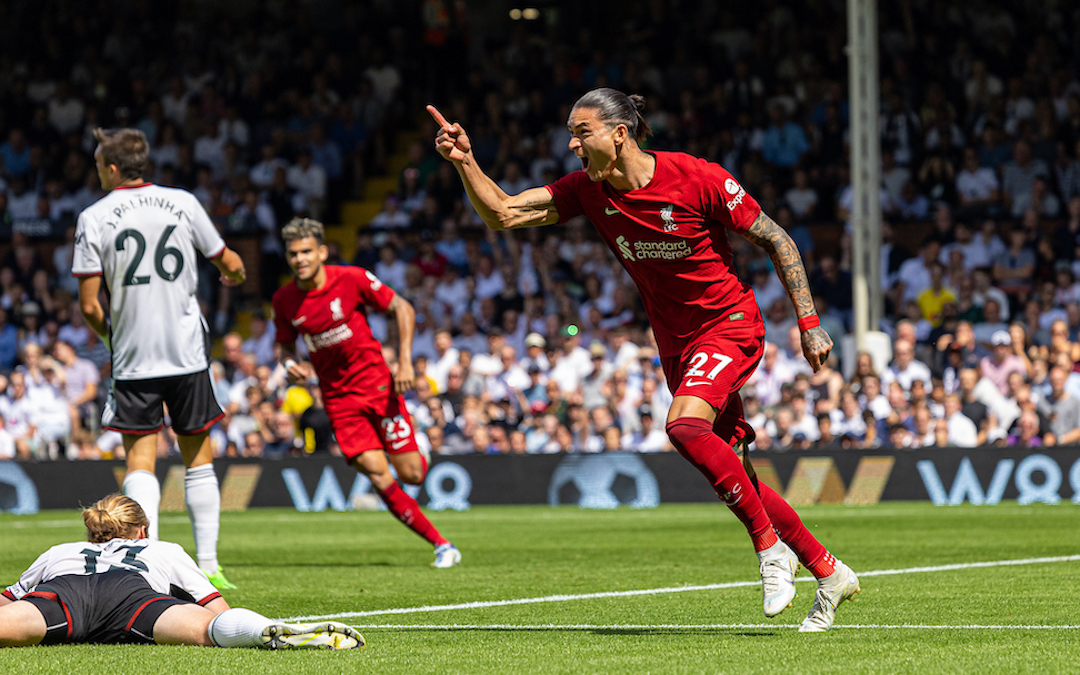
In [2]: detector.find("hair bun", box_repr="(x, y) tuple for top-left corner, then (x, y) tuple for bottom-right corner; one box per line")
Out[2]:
(628, 94), (647, 113)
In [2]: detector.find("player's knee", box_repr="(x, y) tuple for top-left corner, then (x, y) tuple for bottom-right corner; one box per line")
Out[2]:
(396, 465), (426, 485)
(665, 417), (714, 447)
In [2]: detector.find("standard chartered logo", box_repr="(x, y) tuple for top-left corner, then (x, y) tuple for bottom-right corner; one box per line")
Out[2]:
(614, 235), (691, 262)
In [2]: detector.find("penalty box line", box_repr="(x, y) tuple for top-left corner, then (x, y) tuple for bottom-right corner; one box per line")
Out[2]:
(279, 554), (1080, 623)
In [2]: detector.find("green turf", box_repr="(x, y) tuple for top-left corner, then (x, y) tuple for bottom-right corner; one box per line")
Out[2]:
(1, 502), (1078, 674)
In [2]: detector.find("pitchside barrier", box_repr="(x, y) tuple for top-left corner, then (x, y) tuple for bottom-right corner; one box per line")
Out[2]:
(1, 447), (1078, 515)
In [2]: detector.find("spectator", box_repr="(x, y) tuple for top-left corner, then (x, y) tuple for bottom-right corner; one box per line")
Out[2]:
(993, 227), (1036, 300)
(917, 262), (956, 327)
(761, 104), (809, 170)
(0, 130), (30, 179)
(241, 313), (277, 368)
(750, 342), (794, 408)
(783, 168), (818, 220)
(286, 148), (327, 220)
(621, 405), (668, 452)
(881, 338), (933, 393)
(1001, 140), (1050, 218)
(942, 393), (979, 447)
(1007, 410), (1044, 447)
(370, 193), (411, 229)
(909, 406), (937, 448)
(895, 181), (931, 222)
(956, 146), (1002, 217)
(896, 239), (941, 305)
(858, 374), (892, 421)
(1037, 364), (1080, 446)
(829, 390), (866, 440)
(52, 340), (99, 434)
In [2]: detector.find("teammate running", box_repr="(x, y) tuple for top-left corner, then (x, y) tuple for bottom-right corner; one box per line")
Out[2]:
(429, 89), (859, 631)
(73, 128), (246, 590)
(272, 218), (461, 568)
(0, 494), (363, 649)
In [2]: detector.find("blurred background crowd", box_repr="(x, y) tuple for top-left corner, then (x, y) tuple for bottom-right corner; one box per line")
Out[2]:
(1, 0), (1080, 461)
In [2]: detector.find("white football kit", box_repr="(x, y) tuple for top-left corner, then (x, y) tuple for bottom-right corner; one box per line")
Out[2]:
(4, 538), (219, 605)
(72, 183), (226, 380)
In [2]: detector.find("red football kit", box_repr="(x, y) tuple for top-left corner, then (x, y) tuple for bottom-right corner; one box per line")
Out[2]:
(272, 265), (419, 459)
(547, 151), (767, 418)
(548, 151), (835, 575)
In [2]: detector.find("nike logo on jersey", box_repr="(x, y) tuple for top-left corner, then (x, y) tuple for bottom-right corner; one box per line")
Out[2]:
(684, 380), (711, 387)
(291, 316), (307, 326)
(605, 207), (620, 216)
(391, 439), (410, 450)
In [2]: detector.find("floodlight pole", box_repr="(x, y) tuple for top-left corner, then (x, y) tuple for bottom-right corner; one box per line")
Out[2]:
(848, 0), (883, 351)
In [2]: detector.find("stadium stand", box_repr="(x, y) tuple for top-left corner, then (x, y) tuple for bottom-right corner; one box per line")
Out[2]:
(1, 0), (1079, 461)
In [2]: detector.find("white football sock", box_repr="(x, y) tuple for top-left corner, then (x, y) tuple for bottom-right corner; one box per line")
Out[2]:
(208, 608), (273, 648)
(122, 470), (160, 540)
(185, 463), (221, 574)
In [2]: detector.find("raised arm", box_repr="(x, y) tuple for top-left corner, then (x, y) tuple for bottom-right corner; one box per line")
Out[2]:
(428, 105), (559, 231)
(741, 210), (833, 371)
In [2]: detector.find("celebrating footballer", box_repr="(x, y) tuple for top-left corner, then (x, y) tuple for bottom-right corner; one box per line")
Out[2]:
(429, 88), (859, 630)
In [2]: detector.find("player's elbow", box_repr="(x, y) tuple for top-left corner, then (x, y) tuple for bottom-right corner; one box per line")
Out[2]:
(78, 299), (98, 321)
(389, 295), (416, 318)
(485, 211), (511, 231)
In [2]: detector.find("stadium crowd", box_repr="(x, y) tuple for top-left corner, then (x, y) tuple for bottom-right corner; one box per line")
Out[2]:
(2, 0), (1080, 461)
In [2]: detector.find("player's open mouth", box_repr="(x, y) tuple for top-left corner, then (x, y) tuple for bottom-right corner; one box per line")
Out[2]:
(580, 156), (590, 171)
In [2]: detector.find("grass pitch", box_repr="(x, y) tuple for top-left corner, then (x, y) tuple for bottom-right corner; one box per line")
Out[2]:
(1, 501), (1078, 674)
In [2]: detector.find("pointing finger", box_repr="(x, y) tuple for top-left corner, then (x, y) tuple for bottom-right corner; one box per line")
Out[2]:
(426, 104), (451, 129)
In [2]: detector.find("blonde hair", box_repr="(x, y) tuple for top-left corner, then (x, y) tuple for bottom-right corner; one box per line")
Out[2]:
(281, 217), (325, 245)
(83, 494), (149, 543)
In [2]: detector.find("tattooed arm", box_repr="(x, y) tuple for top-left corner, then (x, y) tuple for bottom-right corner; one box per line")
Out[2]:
(741, 210), (833, 372)
(429, 105), (559, 231)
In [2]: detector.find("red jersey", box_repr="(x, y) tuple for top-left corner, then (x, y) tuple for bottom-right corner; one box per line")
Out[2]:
(272, 265), (395, 397)
(547, 151), (762, 357)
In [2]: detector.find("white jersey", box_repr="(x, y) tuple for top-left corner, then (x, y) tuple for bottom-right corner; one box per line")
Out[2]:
(3, 538), (219, 605)
(72, 183), (226, 380)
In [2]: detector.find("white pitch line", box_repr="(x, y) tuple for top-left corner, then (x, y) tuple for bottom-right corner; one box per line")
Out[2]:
(279, 554), (1080, 623)
(346, 623), (1080, 631)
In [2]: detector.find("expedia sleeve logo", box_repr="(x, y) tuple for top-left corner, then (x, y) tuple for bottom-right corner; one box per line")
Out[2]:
(724, 178), (747, 211)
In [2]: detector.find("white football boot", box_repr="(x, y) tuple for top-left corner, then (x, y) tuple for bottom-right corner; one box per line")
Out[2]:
(757, 540), (799, 617)
(260, 621), (365, 649)
(799, 560), (861, 632)
(432, 543), (462, 568)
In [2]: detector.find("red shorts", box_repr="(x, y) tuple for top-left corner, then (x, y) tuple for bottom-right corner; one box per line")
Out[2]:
(324, 390), (419, 461)
(662, 320), (765, 446)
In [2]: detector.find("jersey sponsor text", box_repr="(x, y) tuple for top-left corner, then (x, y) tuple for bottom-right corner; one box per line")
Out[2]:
(303, 323), (355, 352)
(615, 236), (692, 262)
